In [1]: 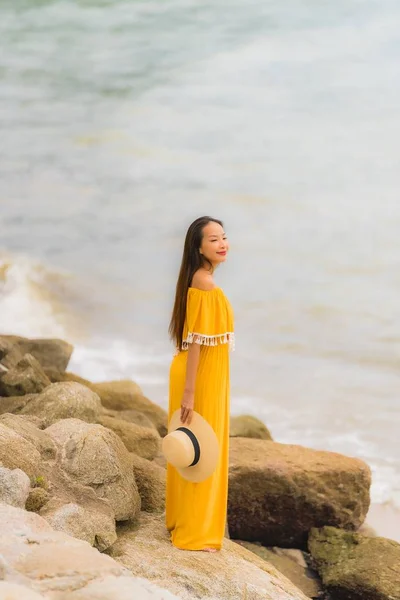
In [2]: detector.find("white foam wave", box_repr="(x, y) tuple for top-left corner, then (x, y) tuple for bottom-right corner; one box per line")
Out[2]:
(0, 256), (66, 337)
(69, 338), (170, 388)
(0, 253), (85, 342)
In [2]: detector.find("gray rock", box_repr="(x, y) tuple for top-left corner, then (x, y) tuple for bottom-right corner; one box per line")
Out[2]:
(0, 503), (178, 599)
(20, 382), (102, 427)
(0, 466), (30, 508)
(46, 418), (140, 521)
(41, 500), (117, 552)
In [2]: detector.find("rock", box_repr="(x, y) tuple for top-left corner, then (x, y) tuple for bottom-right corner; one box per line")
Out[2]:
(308, 526), (400, 600)
(153, 452), (167, 469)
(0, 337), (24, 370)
(0, 582), (46, 599)
(0, 394), (38, 416)
(0, 423), (42, 478)
(98, 416), (161, 460)
(0, 466), (31, 508)
(26, 488), (50, 512)
(91, 380), (143, 408)
(0, 413), (56, 459)
(131, 453), (166, 512)
(0, 503), (178, 599)
(20, 382), (102, 427)
(106, 511), (309, 600)
(230, 415), (273, 440)
(41, 500), (117, 552)
(235, 541), (322, 599)
(102, 407), (158, 430)
(0, 354), (51, 396)
(35, 461), (118, 551)
(46, 418), (140, 521)
(0, 501), (54, 535)
(228, 438), (371, 549)
(67, 575), (180, 600)
(123, 394), (167, 437)
(0, 336), (73, 372)
(43, 368), (92, 386)
(92, 381), (168, 437)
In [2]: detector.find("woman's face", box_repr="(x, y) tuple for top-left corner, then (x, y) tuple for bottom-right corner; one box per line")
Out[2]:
(199, 221), (229, 265)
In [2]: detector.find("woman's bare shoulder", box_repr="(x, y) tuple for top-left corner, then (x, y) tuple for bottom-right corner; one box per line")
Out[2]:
(191, 269), (216, 291)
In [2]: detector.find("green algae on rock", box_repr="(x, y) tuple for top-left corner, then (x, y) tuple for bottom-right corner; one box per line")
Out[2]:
(308, 526), (400, 600)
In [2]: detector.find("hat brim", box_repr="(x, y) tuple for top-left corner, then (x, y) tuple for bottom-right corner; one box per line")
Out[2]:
(165, 410), (219, 483)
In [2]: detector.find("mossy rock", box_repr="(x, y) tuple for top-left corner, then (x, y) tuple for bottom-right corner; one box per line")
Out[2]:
(230, 415), (273, 440)
(308, 526), (400, 600)
(26, 487), (50, 512)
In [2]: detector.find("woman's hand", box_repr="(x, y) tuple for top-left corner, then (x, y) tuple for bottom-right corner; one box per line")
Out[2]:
(180, 389), (194, 425)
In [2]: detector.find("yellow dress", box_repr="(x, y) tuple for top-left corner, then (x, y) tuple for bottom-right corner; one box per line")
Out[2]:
(165, 286), (235, 550)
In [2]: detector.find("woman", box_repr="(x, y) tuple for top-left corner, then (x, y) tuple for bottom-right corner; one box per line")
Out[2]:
(166, 216), (235, 552)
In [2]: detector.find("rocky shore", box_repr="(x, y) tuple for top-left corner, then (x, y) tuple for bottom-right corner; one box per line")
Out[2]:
(0, 335), (399, 600)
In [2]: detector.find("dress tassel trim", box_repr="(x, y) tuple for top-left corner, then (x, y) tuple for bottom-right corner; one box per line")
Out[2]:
(182, 331), (235, 352)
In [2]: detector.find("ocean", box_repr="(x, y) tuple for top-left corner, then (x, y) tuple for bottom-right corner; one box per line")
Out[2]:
(0, 0), (399, 510)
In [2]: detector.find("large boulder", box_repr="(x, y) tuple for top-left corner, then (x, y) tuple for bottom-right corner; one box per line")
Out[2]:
(0, 336), (24, 370)
(46, 418), (140, 521)
(228, 438), (371, 549)
(0, 393), (38, 416)
(68, 575), (180, 599)
(235, 540), (322, 599)
(0, 353), (51, 396)
(90, 380), (143, 409)
(0, 336), (73, 372)
(20, 382), (102, 426)
(98, 415), (161, 460)
(0, 413), (56, 459)
(230, 415), (273, 440)
(40, 499), (117, 552)
(0, 423), (42, 478)
(34, 460), (118, 551)
(107, 511), (309, 600)
(92, 381), (168, 437)
(0, 583), (46, 599)
(42, 368), (91, 385)
(153, 451), (167, 469)
(0, 502), (178, 599)
(0, 466), (31, 508)
(131, 453), (166, 512)
(308, 526), (400, 600)
(101, 407), (158, 430)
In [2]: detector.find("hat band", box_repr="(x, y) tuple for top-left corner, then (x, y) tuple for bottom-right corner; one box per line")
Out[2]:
(175, 426), (200, 467)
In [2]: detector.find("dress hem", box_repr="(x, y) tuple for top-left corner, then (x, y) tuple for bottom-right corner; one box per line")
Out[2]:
(171, 543), (222, 551)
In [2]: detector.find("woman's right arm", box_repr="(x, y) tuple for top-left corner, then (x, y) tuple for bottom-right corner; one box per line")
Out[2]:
(180, 341), (200, 425)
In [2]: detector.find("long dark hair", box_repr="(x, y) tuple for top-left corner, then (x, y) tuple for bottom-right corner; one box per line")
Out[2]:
(169, 216), (223, 349)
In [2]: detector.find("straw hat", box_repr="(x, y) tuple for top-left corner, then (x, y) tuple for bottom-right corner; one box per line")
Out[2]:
(162, 409), (219, 482)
